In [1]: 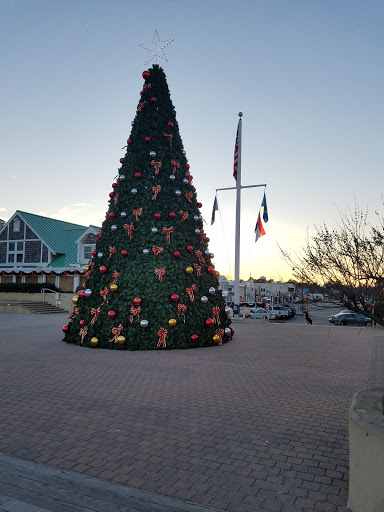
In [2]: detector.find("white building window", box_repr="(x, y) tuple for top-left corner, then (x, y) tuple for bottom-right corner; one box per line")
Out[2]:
(83, 245), (95, 261)
(8, 241), (24, 263)
(13, 219), (20, 232)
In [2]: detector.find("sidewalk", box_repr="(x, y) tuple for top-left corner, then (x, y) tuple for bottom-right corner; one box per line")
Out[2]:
(0, 314), (382, 511)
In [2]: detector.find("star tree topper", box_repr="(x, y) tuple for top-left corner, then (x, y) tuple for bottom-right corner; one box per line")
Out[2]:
(139, 29), (175, 65)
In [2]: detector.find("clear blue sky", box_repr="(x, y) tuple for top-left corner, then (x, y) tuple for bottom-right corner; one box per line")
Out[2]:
(1, 0), (383, 280)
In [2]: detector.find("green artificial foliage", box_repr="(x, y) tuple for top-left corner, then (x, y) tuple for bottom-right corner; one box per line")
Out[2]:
(63, 65), (232, 350)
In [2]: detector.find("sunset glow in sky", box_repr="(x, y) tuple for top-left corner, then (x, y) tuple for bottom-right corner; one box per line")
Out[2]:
(1, 0), (383, 281)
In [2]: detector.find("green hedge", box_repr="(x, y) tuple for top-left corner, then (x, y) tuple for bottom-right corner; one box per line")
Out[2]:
(0, 283), (60, 293)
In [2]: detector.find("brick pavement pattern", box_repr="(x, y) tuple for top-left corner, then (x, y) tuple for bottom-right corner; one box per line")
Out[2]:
(0, 314), (383, 512)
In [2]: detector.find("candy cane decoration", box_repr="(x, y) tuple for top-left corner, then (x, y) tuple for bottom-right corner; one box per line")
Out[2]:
(195, 250), (206, 264)
(154, 267), (166, 282)
(130, 306), (141, 323)
(110, 270), (120, 286)
(109, 324), (124, 343)
(179, 210), (189, 222)
(133, 208), (143, 221)
(163, 132), (173, 146)
(177, 303), (187, 323)
(91, 307), (101, 325)
(215, 328), (224, 345)
(100, 287), (109, 305)
(96, 228), (102, 238)
(68, 307), (79, 320)
(185, 191), (193, 203)
(151, 161), (162, 175)
(186, 284), (197, 302)
(212, 306), (221, 326)
(156, 327), (168, 348)
(152, 185), (161, 200)
(79, 326), (88, 345)
(186, 174), (193, 185)
(193, 263), (202, 277)
(124, 223), (135, 239)
(108, 246), (116, 260)
(163, 227), (174, 243)
(152, 246), (164, 256)
(137, 100), (147, 112)
(170, 160), (180, 175)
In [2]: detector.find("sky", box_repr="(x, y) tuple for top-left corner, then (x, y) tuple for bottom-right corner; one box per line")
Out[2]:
(1, 0), (383, 281)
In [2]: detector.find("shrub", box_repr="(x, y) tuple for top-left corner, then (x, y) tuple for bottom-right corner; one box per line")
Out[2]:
(0, 283), (60, 293)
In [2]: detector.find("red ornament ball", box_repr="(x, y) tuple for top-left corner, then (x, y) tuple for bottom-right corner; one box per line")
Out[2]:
(207, 266), (214, 274)
(108, 310), (117, 319)
(112, 183), (117, 188)
(135, 172), (142, 179)
(193, 187), (196, 192)
(127, 139), (132, 145)
(169, 212), (176, 218)
(205, 318), (215, 328)
(62, 324), (69, 333)
(173, 251), (180, 258)
(187, 245), (193, 252)
(151, 97), (157, 102)
(168, 121), (173, 127)
(92, 250), (96, 256)
(154, 213), (161, 219)
(171, 294), (179, 302)
(186, 164), (190, 169)
(133, 297), (142, 305)
(206, 237), (210, 242)
(191, 334), (198, 342)
(79, 320), (85, 326)
(142, 70), (150, 79)
(198, 202), (203, 208)
(100, 266), (107, 274)
(121, 250), (128, 256)
(109, 212), (115, 218)
(109, 192), (114, 198)
(145, 137), (151, 142)
(120, 158), (124, 163)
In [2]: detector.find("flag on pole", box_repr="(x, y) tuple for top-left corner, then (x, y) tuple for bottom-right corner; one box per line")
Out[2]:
(261, 192), (268, 222)
(254, 211), (266, 243)
(211, 195), (219, 225)
(233, 120), (240, 181)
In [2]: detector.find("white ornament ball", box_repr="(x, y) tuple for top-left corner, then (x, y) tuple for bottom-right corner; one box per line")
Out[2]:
(199, 215), (203, 219)
(225, 306), (231, 316)
(195, 228), (200, 234)
(169, 175), (176, 181)
(120, 174), (125, 180)
(111, 225), (117, 231)
(131, 188), (137, 194)
(151, 227), (158, 234)
(121, 211), (127, 217)
(209, 287), (216, 295)
(201, 296), (208, 304)
(143, 249), (149, 255)
(140, 319), (149, 328)
(194, 215), (199, 221)
(205, 249), (210, 255)
(97, 252), (103, 258)
(175, 190), (181, 196)
(150, 151), (156, 157)
(85, 289), (92, 297)
(210, 253), (214, 258)
(182, 149), (186, 155)
(225, 327), (231, 337)
(131, 121), (134, 126)
(183, 178), (188, 184)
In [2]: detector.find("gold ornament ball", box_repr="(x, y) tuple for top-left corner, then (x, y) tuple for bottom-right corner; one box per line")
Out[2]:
(168, 318), (177, 327)
(185, 266), (193, 274)
(213, 335), (220, 343)
(90, 337), (98, 347)
(83, 265), (89, 272)
(117, 335), (126, 345)
(110, 284), (118, 292)
(72, 296), (78, 304)
(215, 270), (220, 276)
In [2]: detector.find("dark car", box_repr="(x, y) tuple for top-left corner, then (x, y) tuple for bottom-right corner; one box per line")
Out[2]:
(329, 312), (372, 326)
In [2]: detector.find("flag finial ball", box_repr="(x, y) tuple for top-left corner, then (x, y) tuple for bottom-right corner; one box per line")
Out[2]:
(238, 112), (243, 117)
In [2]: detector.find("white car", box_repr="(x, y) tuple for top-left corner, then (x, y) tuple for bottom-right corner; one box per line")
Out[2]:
(250, 307), (270, 320)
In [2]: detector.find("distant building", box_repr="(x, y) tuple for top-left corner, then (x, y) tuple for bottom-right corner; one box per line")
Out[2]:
(0, 211), (99, 292)
(218, 276), (296, 304)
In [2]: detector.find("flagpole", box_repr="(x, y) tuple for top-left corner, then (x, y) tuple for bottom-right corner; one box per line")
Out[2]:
(233, 112), (243, 319)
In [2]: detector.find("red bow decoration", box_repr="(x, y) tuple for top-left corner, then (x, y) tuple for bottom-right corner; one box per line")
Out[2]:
(79, 326), (88, 345)
(74, 270), (78, 277)
(185, 192), (193, 203)
(32, 271), (35, 278)
(151, 161), (162, 175)
(215, 329), (224, 345)
(163, 132), (173, 146)
(91, 307), (101, 325)
(152, 185), (161, 200)
(100, 287), (109, 305)
(170, 160), (180, 174)
(212, 306), (221, 326)
(113, 193), (119, 206)
(109, 324), (124, 343)
(68, 307), (80, 320)
(186, 174), (193, 185)
(179, 210), (189, 222)
(133, 208), (143, 221)
(177, 303), (187, 323)
(110, 270), (120, 286)
(40, 271), (44, 277)
(163, 226), (174, 243)
(195, 250), (206, 264)
(137, 100), (147, 112)
(186, 284), (197, 302)
(84, 268), (94, 281)
(154, 267), (166, 283)
(156, 327), (168, 348)
(108, 246), (116, 260)
(124, 223), (135, 239)
(152, 246), (164, 256)
(143, 83), (151, 91)
(130, 306), (141, 323)
(193, 264), (202, 277)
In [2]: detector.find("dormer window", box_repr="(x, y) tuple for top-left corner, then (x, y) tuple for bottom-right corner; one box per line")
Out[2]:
(83, 245), (94, 261)
(13, 219), (20, 232)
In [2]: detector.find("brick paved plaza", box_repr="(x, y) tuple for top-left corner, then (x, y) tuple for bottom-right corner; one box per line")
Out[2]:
(0, 313), (383, 511)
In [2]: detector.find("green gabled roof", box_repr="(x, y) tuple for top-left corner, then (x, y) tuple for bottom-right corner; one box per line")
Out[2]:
(47, 228), (85, 268)
(17, 211), (87, 254)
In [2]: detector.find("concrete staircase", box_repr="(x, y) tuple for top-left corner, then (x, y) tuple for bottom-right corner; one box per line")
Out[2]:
(18, 301), (67, 314)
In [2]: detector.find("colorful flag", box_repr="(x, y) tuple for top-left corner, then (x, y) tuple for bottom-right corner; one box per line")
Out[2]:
(261, 192), (268, 222)
(211, 195), (219, 225)
(233, 120), (239, 181)
(254, 212), (266, 243)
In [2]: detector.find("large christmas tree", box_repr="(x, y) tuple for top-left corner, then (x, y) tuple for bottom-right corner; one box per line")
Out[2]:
(63, 65), (232, 350)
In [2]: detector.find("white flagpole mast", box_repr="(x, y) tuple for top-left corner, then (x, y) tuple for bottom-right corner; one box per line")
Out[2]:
(233, 112), (243, 319)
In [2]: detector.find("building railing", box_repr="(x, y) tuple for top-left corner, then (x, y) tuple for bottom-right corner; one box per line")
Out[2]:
(41, 288), (73, 307)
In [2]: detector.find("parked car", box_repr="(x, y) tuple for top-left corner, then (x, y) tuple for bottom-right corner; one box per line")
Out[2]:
(284, 305), (296, 317)
(250, 307), (269, 320)
(267, 305), (287, 320)
(329, 312), (372, 326)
